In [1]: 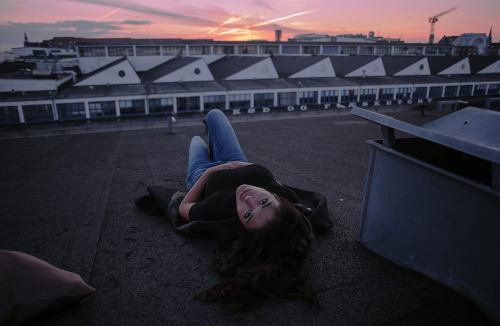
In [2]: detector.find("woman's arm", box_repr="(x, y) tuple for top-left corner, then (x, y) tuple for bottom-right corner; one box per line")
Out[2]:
(178, 161), (250, 221)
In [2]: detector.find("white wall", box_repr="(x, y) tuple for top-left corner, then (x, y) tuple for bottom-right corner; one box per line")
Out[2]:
(346, 57), (386, 77)
(154, 59), (214, 83)
(290, 58), (336, 78)
(226, 57), (279, 80)
(75, 59), (141, 86)
(394, 58), (431, 76)
(438, 58), (471, 75)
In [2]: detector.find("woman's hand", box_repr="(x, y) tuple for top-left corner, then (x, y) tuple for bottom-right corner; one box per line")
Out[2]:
(179, 161), (252, 222)
(207, 161), (252, 172)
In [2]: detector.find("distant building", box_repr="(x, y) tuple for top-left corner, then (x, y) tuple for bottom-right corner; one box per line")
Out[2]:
(12, 47), (75, 58)
(439, 33), (490, 55)
(1, 35), (499, 126)
(1, 49), (499, 125)
(289, 32), (402, 44)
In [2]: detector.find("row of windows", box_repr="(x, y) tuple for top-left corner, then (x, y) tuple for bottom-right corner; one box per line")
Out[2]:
(78, 45), (281, 57)
(2, 84), (499, 124)
(78, 44), (454, 57)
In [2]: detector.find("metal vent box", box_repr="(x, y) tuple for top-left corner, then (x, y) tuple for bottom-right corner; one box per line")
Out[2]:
(352, 107), (500, 323)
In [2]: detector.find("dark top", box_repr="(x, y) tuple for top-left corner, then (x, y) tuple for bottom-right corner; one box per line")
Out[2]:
(189, 164), (299, 221)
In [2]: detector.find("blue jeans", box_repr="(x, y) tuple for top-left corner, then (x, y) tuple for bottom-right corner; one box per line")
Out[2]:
(186, 109), (247, 190)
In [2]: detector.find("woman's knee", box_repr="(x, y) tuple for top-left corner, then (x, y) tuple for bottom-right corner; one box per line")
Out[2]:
(206, 109), (226, 125)
(191, 135), (203, 143)
(190, 135), (207, 147)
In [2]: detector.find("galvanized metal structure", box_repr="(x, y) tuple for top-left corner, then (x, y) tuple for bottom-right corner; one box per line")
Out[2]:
(352, 106), (500, 323)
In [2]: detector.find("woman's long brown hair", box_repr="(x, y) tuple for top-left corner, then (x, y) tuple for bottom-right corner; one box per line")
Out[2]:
(195, 197), (321, 312)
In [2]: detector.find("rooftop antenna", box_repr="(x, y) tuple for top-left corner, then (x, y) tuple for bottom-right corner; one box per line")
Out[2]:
(428, 7), (457, 44)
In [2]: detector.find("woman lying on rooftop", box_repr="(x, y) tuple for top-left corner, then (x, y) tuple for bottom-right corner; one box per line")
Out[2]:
(175, 109), (331, 311)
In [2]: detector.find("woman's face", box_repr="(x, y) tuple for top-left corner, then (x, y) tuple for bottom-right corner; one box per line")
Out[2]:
(236, 184), (280, 229)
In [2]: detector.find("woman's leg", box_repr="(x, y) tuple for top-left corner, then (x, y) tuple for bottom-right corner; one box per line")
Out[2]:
(186, 136), (221, 190)
(205, 109), (247, 163)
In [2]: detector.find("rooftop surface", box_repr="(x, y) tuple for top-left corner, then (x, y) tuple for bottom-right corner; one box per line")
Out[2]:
(0, 108), (493, 325)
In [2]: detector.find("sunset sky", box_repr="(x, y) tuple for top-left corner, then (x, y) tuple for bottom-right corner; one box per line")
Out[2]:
(0, 0), (498, 52)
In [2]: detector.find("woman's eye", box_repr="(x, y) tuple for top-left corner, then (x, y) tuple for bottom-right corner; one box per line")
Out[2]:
(259, 199), (268, 205)
(245, 211), (252, 218)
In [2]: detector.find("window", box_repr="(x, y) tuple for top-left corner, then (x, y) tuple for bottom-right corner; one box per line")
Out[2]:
(322, 46), (339, 55)
(321, 90), (338, 103)
(408, 47), (423, 55)
(78, 47), (106, 57)
(378, 88), (394, 100)
(429, 86), (443, 98)
(444, 86), (458, 97)
(277, 92), (296, 106)
(89, 101), (116, 118)
(56, 103), (86, 120)
(393, 47), (409, 55)
(459, 85), (473, 97)
(22, 104), (53, 122)
(299, 91), (318, 105)
(108, 46), (133, 56)
(203, 95), (226, 111)
(473, 84), (488, 96)
(213, 46), (235, 55)
(119, 100), (145, 116)
(341, 89), (358, 102)
(360, 89), (376, 101)
(0, 106), (19, 124)
(259, 46), (279, 55)
(228, 94), (251, 109)
(302, 46), (320, 55)
(359, 47), (375, 55)
(413, 87), (427, 99)
(439, 47), (452, 55)
(149, 98), (173, 114)
(254, 93), (274, 108)
(163, 46), (186, 55)
(396, 87), (411, 100)
(487, 84), (499, 95)
(177, 96), (200, 112)
(282, 46), (300, 55)
(425, 47), (438, 55)
(189, 46), (211, 55)
(237, 46), (257, 54)
(136, 46), (160, 56)
(340, 46), (357, 55)
(376, 47), (391, 55)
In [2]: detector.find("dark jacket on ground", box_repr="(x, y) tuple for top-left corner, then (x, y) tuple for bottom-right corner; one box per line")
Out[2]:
(136, 170), (332, 246)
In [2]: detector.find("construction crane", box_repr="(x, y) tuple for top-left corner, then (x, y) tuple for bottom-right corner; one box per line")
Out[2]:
(428, 7), (457, 44)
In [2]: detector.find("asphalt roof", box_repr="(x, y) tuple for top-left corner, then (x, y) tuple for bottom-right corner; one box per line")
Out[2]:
(57, 84), (146, 99)
(208, 56), (268, 80)
(381, 56), (425, 76)
(427, 56), (467, 75)
(145, 80), (227, 95)
(340, 76), (409, 86)
(468, 56), (500, 73)
(329, 56), (378, 77)
(75, 57), (129, 83)
(0, 108), (494, 326)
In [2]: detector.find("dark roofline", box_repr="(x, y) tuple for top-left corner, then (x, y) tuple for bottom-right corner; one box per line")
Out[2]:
(208, 56), (267, 80)
(141, 57), (200, 83)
